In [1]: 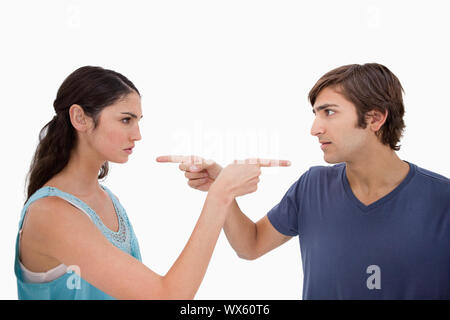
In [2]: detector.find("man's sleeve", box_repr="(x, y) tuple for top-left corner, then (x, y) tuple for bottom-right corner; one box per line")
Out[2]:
(267, 171), (307, 237)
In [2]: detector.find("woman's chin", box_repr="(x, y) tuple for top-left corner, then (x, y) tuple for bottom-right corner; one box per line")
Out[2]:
(108, 156), (129, 164)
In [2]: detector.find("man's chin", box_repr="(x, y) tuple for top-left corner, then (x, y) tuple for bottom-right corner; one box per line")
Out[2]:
(323, 154), (341, 164)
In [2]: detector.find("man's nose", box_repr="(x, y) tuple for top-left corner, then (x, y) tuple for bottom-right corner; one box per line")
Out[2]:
(310, 117), (325, 136)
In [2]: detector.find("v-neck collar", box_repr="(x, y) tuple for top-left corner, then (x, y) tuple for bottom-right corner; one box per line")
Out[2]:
(341, 160), (416, 213)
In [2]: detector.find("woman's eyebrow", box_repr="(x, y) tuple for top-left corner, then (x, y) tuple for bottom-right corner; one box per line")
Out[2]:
(120, 112), (143, 119)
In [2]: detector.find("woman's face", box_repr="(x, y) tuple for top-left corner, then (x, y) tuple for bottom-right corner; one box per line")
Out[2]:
(86, 91), (143, 164)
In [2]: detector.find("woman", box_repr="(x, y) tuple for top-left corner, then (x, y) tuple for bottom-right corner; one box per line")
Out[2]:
(14, 66), (262, 299)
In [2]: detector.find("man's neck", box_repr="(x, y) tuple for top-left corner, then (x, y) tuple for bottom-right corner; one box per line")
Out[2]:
(345, 147), (410, 197)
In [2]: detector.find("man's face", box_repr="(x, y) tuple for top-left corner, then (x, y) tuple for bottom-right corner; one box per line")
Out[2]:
(310, 87), (371, 164)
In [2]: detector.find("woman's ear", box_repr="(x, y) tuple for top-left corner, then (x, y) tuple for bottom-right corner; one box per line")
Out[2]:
(69, 104), (91, 131)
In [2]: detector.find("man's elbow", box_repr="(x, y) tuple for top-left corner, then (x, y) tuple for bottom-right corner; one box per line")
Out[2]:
(236, 250), (259, 261)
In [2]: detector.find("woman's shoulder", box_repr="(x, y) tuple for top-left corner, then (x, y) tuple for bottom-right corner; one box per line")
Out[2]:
(24, 191), (94, 242)
(20, 190), (96, 265)
(28, 191), (65, 209)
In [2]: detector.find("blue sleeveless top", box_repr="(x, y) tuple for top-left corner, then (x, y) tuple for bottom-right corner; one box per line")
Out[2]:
(14, 185), (142, 300)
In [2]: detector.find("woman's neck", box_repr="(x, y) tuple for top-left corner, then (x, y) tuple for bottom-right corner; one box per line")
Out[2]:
(45, 147), (106, 197)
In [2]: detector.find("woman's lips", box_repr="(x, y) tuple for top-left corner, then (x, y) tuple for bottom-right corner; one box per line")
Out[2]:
(124, 148), (133, 154)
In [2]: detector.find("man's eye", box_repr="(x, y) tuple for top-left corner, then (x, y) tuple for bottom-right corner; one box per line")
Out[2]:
(121, 117), (131, 124)
(325, 109), (335, 116)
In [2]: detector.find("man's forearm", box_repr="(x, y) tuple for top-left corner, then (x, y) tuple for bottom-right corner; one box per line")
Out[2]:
(223, 199), (259, 260)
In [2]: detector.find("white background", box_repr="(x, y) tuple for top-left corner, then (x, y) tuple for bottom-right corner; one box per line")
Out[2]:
(1, 0), (449, 300)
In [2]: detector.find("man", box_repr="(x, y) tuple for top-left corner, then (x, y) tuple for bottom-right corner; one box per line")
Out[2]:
(158, 63), (450, 299)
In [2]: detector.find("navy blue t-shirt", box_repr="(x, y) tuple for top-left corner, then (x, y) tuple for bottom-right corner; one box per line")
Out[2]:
(267, 161), (450, 299)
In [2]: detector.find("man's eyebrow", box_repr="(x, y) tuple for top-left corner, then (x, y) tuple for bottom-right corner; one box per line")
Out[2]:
(120, 112), (143, 119)
(312, 103), (340, 114)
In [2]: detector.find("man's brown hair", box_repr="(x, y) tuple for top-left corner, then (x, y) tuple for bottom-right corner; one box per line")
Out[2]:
(308, 63), (406, 151)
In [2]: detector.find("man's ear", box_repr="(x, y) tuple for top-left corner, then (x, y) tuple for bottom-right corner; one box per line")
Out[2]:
(69, 104), (90, 131)
(366, 109), (388, 132)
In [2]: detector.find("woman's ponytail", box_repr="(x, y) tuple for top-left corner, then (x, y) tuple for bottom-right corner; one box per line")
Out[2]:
(25, 112), (75, 203)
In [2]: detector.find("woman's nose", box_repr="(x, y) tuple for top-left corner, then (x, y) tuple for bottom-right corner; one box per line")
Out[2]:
(132, 124), (142, 141)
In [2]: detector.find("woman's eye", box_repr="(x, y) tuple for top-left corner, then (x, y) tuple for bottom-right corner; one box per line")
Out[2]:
(121, 117), (131, 124)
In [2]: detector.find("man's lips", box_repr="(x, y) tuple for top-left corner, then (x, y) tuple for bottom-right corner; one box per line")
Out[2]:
(320, 141), (331, 150)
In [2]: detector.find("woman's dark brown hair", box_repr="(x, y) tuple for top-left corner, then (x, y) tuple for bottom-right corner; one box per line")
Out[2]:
(25, 66), (140, 203)
(308, 63), (406, 151)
